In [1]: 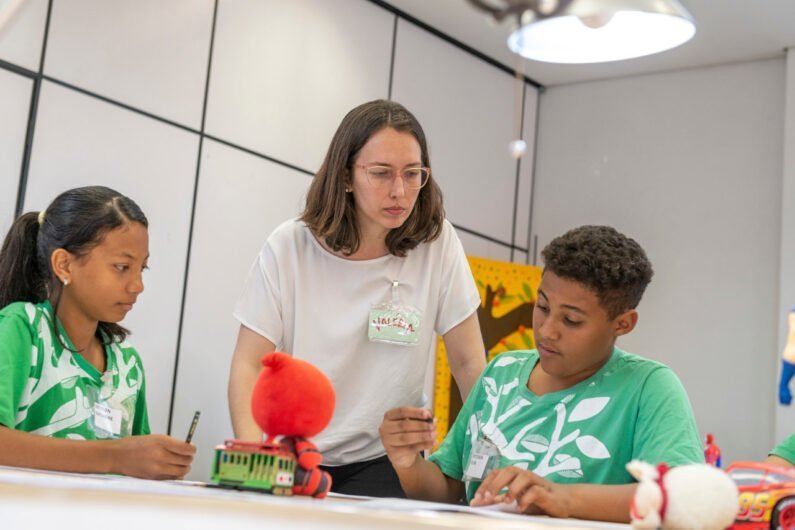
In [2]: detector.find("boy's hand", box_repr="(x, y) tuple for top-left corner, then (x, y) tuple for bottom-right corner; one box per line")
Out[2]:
(379, 407), (437, 469)
(471, 466), (571, 518)
(112, 434), (196, 480)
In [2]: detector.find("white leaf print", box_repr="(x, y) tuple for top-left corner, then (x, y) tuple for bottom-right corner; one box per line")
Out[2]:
(483, 377), (498, 397)
(551, 456), (581, 472)
(559, 469), (584, 478)
(569, 397), (609, 422)
(521, 440), (548, 453)
(560, 394), (575, 404)
(553, 453), (572, 463)
(25, 302), (36, 323)
(496, 397), (531, 425)
(494, 356), (519, 367)
(576, 435), (611, 459)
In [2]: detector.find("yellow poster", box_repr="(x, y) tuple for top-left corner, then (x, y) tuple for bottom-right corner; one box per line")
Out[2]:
(433, 256), (543, 445)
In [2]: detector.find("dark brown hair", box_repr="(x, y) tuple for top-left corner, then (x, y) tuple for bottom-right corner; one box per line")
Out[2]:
(0, 186), (148, 343)
(541, 225), (653, 319)
(300, 99), (444, 257)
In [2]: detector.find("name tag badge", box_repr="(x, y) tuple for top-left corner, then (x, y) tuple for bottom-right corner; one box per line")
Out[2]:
(463, 436), (501, 481)
(368, 280), (422, 346)
(93, 402), (122, 437)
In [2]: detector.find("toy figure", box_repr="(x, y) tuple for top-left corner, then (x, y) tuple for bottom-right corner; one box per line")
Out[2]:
(627, 460), (738, 530)
(779, 307), (795, 406)
(704, 433), (722, 468)
(210, 352), (335, 496)
(251, 352), (335, 498)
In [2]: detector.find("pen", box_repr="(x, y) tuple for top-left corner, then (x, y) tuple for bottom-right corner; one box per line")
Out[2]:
(186, 410), (200, 443)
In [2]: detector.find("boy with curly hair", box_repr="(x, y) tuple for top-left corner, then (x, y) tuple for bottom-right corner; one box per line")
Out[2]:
(379, 225), (703, 522)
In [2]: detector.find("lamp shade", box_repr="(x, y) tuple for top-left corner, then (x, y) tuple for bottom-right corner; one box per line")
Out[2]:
(507, 0), (696, 64)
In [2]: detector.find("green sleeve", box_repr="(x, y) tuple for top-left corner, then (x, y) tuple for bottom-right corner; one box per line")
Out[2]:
(770, 435), (795, 464)
(131, 359), (150, 436)
(0, 310), (35, 429)
(632, 367), (704, 466)
(428, 368), (486, 480)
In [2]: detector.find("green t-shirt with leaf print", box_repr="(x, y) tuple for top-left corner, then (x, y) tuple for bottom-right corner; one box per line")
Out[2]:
(428, 348), (703, 503)
(0, 301), (149, 439)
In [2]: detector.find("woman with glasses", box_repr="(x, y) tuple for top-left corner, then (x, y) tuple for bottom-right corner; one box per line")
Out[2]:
(228, 99), (486, 497)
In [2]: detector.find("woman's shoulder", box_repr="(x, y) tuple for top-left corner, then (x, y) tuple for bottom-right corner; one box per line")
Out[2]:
(439, 218), (457, 240)
(256, 218), (311, 256)
(413, 218), (459, 254)
(267, 217), (304, 241)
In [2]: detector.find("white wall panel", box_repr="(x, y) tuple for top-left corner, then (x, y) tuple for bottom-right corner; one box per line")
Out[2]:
(457, 230), (510, 262)
(515, 85), (539, 251)
(206, 0), (393, 172)
(533, 59), (784, 462)
(392, 20), (518, 244)
(173, 139), (311, 481)
(44, 0), (214, 129)
(776, 50), (795, 443)
(0, 69), (31, 234)
(513, 250), (528, 265)
(24, 81), (199, 434)
(0, 0), (47, 71)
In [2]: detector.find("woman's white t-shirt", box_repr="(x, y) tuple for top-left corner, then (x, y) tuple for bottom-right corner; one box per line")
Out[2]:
(234, 218), (481, 465)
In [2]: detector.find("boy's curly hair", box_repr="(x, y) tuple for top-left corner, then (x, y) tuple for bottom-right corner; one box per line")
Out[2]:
(541, 225), (653, 319)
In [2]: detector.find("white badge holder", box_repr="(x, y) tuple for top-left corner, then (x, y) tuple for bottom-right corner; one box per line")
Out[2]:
(93, 402), (123, 438)
(368, 280), (422, 346)
(463, 434), (501, 482)
(87, 385), (123, 438)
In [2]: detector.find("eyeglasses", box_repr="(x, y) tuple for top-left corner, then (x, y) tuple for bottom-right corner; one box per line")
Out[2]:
(354, 164), (430, 190)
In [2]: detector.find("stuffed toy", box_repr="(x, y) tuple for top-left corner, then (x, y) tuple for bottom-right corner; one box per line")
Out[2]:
(627, 460), (738, 530)
(251, 352), (335, 498)
(779, 307), (795, 406)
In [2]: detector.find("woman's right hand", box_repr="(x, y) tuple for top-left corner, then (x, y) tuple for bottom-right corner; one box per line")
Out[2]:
(379, 407), (437, 470)
(112, 434), (196, 480)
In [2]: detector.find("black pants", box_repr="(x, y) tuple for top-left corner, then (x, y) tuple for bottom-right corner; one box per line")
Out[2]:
(320, 455), (406, 498)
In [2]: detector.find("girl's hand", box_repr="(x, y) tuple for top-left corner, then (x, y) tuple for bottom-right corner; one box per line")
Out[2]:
(378, 407), (436, 469)
(471, 466), (571, 518)
(112, 434), (196, 480)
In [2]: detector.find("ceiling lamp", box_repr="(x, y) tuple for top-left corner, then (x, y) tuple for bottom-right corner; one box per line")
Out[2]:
(469, 0), (696, 64)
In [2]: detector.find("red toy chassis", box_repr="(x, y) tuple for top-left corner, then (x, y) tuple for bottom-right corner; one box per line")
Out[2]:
(727, 461), (795, 530)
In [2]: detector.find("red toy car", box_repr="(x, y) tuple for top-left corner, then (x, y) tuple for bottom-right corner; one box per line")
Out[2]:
(727, 461), (795, 530)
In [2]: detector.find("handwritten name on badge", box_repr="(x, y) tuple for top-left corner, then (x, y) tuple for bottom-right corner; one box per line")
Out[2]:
(368, 307), (421, 345)
(94, 402), (122, 437)
(371, 315), (416, 333)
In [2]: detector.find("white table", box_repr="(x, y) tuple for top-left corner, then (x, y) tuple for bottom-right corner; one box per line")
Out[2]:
(0, 465), (629, 530)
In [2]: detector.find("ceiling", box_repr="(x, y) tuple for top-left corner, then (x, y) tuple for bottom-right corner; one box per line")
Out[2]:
(383, 0), (795, 87)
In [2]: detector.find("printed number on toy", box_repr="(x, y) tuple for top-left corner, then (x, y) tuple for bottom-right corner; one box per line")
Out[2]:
(736, 491), (771, 522)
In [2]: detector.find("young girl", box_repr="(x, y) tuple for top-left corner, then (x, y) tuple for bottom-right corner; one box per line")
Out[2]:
(0, 186), (194, 479)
